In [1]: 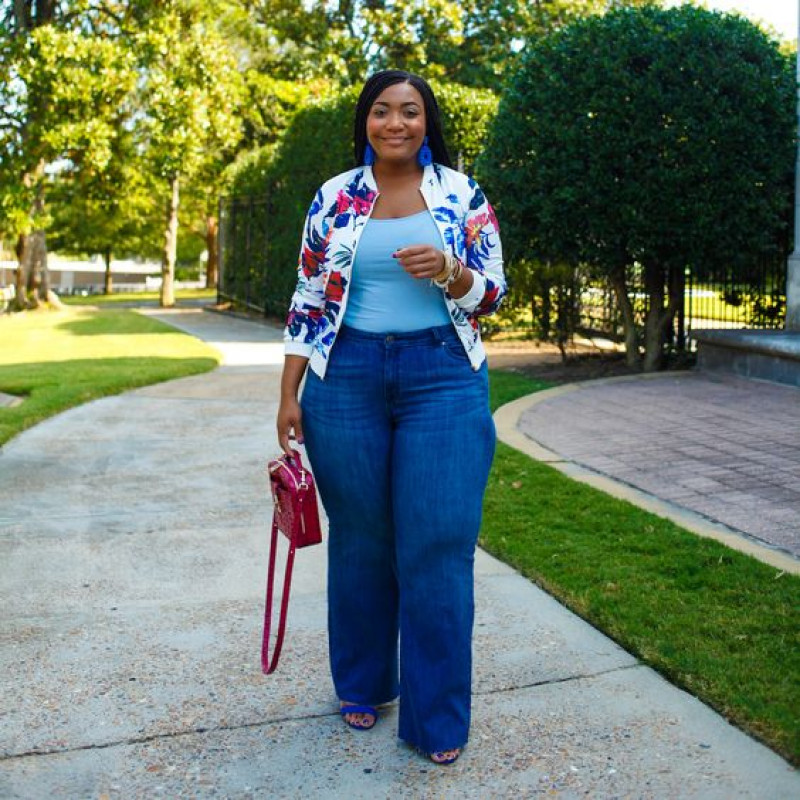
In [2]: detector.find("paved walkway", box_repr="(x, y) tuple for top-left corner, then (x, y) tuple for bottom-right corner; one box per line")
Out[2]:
(498, 373), (800, 569)
(1, 309), (798, 798)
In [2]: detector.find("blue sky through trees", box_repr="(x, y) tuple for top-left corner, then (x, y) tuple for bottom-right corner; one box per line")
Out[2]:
(666, 0), (797, 41)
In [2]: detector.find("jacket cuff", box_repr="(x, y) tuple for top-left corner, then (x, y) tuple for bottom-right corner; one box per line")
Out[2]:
(284, 341), (313, 359)
(452, 270), (486, 312)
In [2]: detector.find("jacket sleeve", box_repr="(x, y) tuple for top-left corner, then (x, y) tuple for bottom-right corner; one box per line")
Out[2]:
(451, 178), (506, 317)
(283, 189), (327, 358)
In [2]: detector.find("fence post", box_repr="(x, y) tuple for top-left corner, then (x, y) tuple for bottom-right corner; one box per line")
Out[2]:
(787, 0), (800, 330)
(217, 196), (224, 305)
(789, 264), (800, 331)
(245, 197), (254, 309)
(674, 265), (686, 351)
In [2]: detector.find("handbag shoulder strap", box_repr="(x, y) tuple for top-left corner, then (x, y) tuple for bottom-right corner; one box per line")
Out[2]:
(261, 515), (297, 674)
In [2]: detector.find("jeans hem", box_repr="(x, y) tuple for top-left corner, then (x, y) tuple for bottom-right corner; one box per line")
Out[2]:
(400, 735), (468, 755)
(338, 694), (400, 708)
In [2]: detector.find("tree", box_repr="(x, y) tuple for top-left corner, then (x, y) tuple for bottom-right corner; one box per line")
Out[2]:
(48, 126), (161, 294)
(238, 0), (663, 89)
(133, 0), (244, 306)
(238, 73), (333, 150)
(180, 158), (231, 291)
(430, 0), (663, 86)
(479, 4), (795, 370)
(0, 1), (137, 308)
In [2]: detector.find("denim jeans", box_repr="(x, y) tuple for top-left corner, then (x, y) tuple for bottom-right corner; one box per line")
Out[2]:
(300, 323), (496, 753)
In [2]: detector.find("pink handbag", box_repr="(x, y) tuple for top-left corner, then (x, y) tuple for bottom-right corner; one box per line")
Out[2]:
(261, 448), (322, 674)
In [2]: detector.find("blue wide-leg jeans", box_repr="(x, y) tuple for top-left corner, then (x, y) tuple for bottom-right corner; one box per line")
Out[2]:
(300, 323), (496, 753)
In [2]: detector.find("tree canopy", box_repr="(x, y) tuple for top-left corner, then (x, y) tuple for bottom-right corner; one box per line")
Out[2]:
(0, 1), (139, 305)
(0, 0), (248, 305)
(478, 3), (796, 369)
(233, 0), (662, 87)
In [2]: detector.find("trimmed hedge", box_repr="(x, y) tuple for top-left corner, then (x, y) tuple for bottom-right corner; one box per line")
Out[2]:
(476, 5), (794, 367)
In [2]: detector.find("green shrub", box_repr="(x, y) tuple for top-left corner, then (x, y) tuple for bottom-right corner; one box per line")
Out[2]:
(478, 5), (795, 369)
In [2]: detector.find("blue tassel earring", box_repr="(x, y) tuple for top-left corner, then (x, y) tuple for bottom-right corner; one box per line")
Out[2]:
(363, 143), (376, 166)
(417, 136), (433, 167)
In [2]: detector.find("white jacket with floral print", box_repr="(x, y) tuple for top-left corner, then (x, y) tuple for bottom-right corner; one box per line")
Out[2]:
(284, 162), (506, 378)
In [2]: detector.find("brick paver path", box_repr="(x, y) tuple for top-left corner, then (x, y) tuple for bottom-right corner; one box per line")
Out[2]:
(517, 372), (800, 559)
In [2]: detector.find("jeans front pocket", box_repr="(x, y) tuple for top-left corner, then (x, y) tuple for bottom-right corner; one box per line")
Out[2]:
(438, 336), (472, 366)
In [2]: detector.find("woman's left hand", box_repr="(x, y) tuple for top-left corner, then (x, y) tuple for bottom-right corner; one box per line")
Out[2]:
(393, 245), (445, 280)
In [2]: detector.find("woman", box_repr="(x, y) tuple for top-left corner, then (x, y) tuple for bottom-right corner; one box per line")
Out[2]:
(276, 69), (506, 765)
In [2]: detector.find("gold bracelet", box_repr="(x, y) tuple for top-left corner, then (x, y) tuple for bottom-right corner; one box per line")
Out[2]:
(432, 251), (452, 284)
(433, 252), (461, 289)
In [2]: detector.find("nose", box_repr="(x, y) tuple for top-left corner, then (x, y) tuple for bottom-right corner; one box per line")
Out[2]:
(385, 112), (405, 130)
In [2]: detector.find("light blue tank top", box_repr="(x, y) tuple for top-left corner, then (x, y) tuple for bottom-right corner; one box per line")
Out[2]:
(342, 210), (451, 332)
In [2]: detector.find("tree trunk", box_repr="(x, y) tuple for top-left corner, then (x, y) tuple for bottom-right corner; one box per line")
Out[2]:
(643, 262), (664, 372)
(161, 173), (179, 307)
(14, 0), (32, 30)
(17, 161), (51, 307)
(27, 229), (48, 307)
(13, 234), (28, 310)
(555, 281), (568, 362)
(539, 273), (552, 340)
(104, 249), (113, 295)
(205, 214), (218, 289)
(611, 271), (640, 367)
(11, 2), (55, 308)
(643, 312), (664, 372)
(672, 266), (687, 351)
(34, 0), (55, 26)
(642, 262), (683, 372)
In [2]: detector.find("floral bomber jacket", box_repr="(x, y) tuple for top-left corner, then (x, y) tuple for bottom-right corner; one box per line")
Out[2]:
(284, 162), (506, 378)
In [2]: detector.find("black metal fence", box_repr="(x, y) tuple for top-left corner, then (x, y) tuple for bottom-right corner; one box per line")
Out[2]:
(219, 193), (789, 350)
(218, 194), (275, 314)
(684, 254), (787, 334)
(576, 254), (787, 352)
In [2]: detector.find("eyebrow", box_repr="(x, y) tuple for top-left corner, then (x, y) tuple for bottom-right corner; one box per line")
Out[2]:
(372, 101), (421, 108)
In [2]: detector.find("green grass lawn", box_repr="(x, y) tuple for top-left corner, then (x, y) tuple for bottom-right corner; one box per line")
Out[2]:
(485, 370), (800, 767)
(60, 287), (217, 306)
(0, 307), (220, 445)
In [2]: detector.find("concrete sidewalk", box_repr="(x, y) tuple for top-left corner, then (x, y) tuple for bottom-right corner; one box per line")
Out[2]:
(1, 308), (797, 798)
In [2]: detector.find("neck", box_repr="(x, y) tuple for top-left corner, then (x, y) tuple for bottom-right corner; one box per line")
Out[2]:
(372, 159), (424, 183)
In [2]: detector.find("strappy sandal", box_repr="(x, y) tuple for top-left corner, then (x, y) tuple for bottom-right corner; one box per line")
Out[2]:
(429, 748), (461, 765)
(339, 703), (378, 731)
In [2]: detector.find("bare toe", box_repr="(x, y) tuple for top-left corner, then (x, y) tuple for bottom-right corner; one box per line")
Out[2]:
(339, 702), (377, 730)
(430, 748), (461, 764)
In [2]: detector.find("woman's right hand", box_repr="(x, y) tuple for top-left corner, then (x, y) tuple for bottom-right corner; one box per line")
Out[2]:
(277, 396), (304, 456)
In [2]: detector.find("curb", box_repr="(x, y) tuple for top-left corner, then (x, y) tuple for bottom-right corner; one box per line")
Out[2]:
(493, 372), (800, 576)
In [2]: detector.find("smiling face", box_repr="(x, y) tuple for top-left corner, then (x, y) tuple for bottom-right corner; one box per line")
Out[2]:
(366, 82), (427, 166)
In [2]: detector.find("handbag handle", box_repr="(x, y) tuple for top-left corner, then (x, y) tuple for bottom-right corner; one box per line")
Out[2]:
(261, 513), (297, 674)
